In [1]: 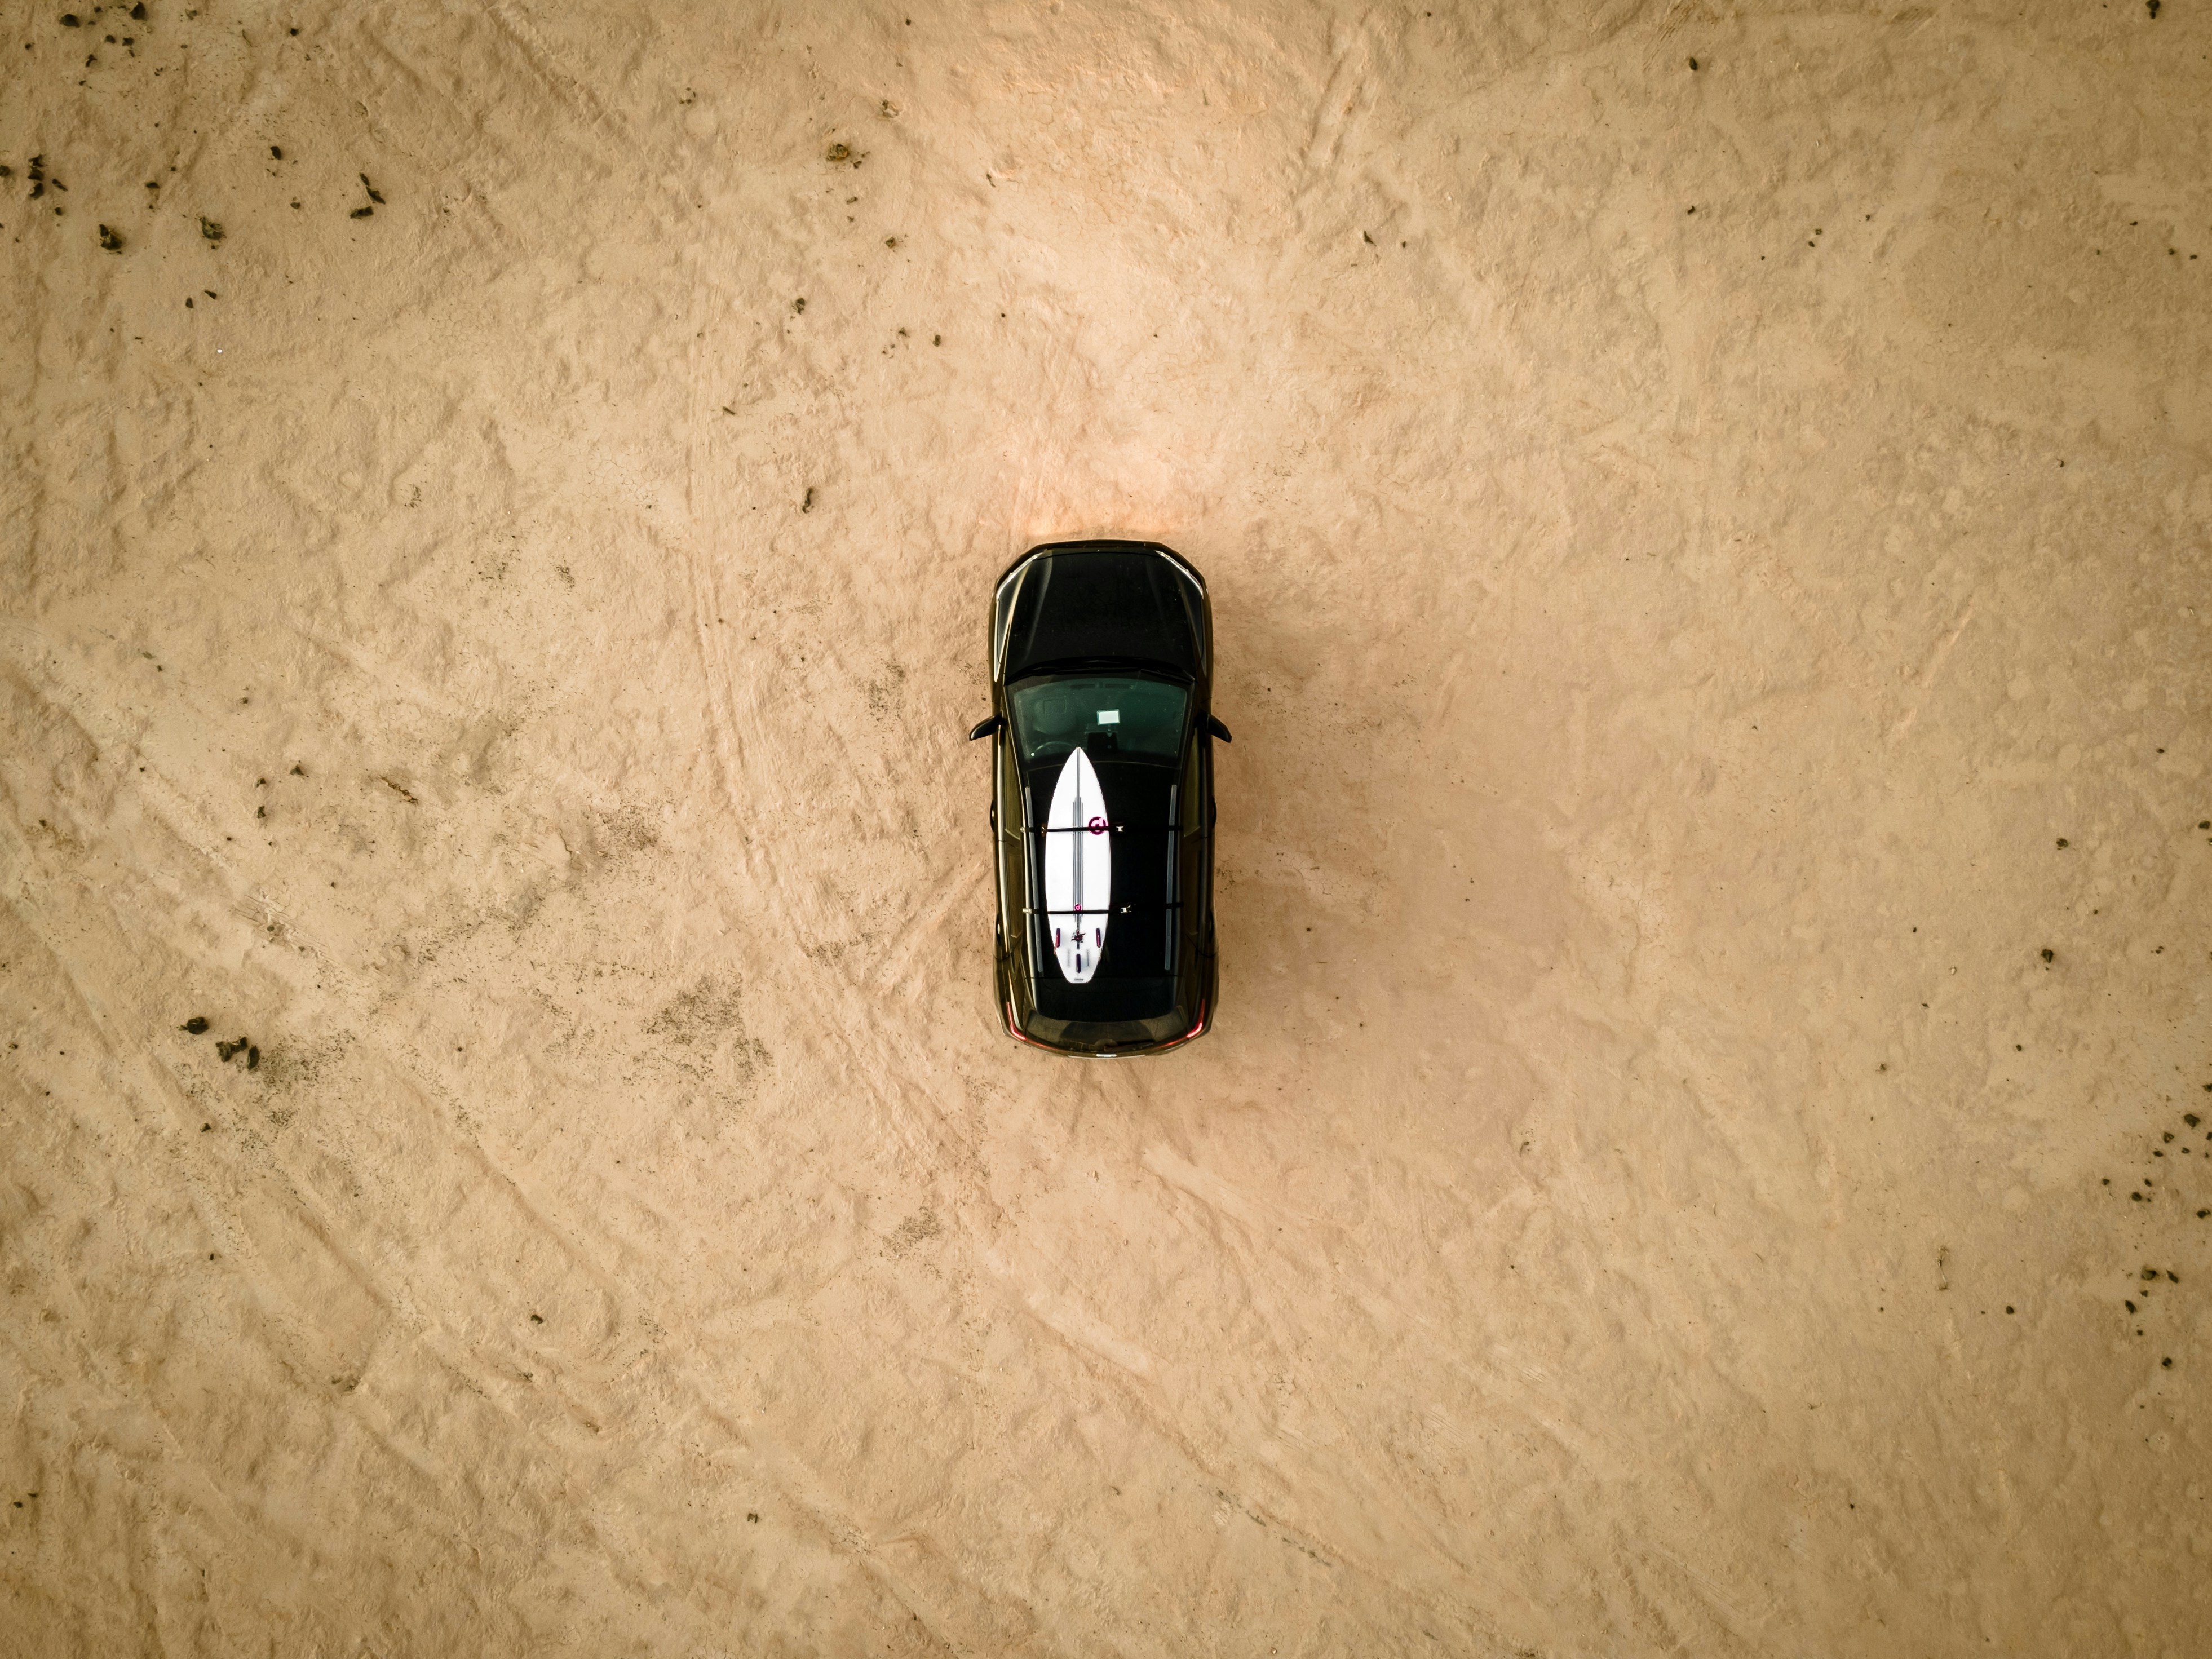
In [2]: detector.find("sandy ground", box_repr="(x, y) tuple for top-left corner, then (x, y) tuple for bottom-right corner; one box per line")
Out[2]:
(3, 1), (2210, 1653)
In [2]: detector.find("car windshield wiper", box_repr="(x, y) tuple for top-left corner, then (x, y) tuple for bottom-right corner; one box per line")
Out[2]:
(1010, 656), (1193, 683)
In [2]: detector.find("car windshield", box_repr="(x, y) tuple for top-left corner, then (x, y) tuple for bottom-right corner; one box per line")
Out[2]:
(1007, 673), (1189, 764)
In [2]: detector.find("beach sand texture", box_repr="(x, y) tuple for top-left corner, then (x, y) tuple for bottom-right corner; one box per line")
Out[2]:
(4, 1), (2210, 1653)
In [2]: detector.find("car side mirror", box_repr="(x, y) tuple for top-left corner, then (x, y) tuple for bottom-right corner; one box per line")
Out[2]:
(968, 715), (1005, 741)
(1205, 715), (1232, 744)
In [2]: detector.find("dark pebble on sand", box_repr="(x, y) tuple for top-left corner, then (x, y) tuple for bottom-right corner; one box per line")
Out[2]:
(2133, 1192), (2144, 1201)
(2056, 837), (2068, 848)
(793, 297), (805, 313)
(2188, 1114), (2202, 1127)
(2162, 1356), (2173, 1367)
(271, 145), (282, 158)
(132, 2), (144, 17)
(98, 223), (121, 250)
(826, 143), (850, 162)
(2127, 1299), (2136, 1312)
(246, 1045), (259, 1069)
(2142, 1267), (2159, 1281)
(199, 216), (223, 242)
(61, 13), (80, 25)
(350, 205), (373, 218)
(2040, 948), (2054, 962)
(359, 173), (383, 203)
(182, 1016), (209, 1033)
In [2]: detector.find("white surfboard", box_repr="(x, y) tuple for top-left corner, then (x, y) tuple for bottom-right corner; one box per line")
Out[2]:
(1043, 747), (1112, 983)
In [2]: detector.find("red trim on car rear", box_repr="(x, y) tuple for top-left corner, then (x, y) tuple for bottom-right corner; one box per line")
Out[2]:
(1148, 999), (1209, 1054)
(1006, 1001), (1053, 1048)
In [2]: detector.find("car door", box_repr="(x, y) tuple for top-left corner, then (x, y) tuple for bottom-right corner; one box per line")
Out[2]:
(1179, 721), (1211, 971)
(994, 727), (1026, 968)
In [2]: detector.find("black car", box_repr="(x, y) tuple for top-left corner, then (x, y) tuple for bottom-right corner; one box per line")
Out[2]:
(968, 541), (1229, 1056)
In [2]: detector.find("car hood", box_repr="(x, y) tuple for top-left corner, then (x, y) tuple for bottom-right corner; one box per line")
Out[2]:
(1001, 550), (1203, 680)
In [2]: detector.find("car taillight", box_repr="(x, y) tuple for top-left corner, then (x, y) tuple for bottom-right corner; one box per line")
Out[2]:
(1006, 1001), (1051, 1047)
(1149, 1001), (1208, 1053)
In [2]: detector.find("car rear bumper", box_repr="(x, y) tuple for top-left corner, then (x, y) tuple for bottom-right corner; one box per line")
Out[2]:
(994, 945), (1215, 1057)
